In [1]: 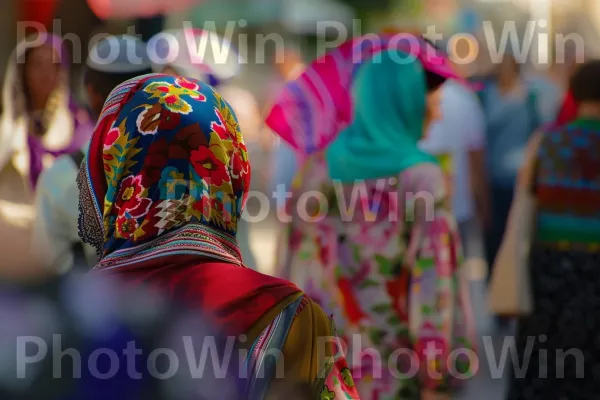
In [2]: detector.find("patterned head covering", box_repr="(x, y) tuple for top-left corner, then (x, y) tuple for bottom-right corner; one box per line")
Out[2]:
(325, 49), (440, 182)
(77, 74), (251, 269)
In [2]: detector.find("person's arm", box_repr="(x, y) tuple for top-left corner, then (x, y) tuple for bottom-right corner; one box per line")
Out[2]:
(30, 159), (76, 272)
(516, 130), (544, 191)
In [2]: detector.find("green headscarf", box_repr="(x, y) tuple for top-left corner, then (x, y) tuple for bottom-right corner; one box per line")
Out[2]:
(325, 49), (437, 182)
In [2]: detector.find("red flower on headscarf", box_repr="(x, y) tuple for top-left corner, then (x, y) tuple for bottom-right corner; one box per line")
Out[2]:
(115, 175), (152, 218)
(104, 127), (120, 150)
(230, 150), (250, 194)
(176, 77), (200, 91)
(164, 95), (179, 105)
(190, 146), (230, 187)
(211, 109), (234, 140)
(115, 215), (139, 239)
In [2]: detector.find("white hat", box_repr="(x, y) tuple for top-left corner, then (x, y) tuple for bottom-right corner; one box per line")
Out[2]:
(86, 35), (153, 74)
(149, 28), (241, 85)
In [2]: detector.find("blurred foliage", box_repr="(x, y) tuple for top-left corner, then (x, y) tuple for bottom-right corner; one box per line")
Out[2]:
(337, 0), (392, 11)
(336, 0), (424, 31)
(336, 0), (393, 22)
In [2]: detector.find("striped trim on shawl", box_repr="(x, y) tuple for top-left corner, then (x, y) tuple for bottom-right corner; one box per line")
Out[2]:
(243, 295), (307, 399)
(95, 223), (242, 270)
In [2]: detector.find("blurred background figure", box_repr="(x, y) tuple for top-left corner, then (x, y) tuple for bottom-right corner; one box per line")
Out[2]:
(31, 34), (154, 273)
(0, 33), (92, 276)
(267, 36), (476, 399)
(506, 59), (600, 400)
(475, 53), (558, 288)
(420, 40), (490, 265)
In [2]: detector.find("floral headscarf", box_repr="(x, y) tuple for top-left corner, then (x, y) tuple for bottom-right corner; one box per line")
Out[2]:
(78, 74), (251, 269)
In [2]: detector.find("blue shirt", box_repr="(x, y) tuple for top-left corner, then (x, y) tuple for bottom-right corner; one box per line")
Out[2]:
(481, 77), (560, 188)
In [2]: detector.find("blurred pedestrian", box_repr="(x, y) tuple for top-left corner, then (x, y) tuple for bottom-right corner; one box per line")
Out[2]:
(476, 54), (557, 284)
(506, 59), (600, 400)
(267, 36), (476, 399)
(0, 33), (92, 275)
(77, 74), (359, 398)
(420, 70), (490, 259)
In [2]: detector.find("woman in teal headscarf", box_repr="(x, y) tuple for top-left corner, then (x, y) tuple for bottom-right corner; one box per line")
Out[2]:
(326, 52), (440, 181)
(269, 43), (476, 399)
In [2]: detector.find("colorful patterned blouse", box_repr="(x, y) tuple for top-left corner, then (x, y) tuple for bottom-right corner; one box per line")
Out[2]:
(535, 118), (600, 250)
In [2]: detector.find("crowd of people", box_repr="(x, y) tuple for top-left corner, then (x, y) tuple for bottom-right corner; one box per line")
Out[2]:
(0, 22), (598, 400)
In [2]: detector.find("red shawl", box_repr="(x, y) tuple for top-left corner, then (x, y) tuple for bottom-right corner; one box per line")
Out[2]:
(99, 257), (299, 336)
